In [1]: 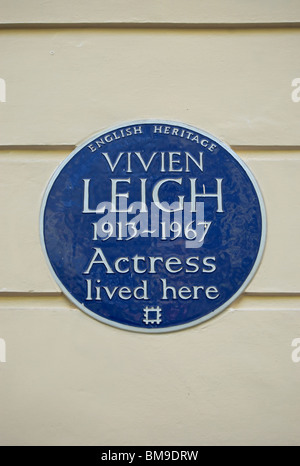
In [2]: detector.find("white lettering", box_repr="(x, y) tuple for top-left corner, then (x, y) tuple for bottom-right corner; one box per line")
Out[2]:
(153, 178), (184, 212)
(84, 247), (114, 274)
(190, 178), (224, 213)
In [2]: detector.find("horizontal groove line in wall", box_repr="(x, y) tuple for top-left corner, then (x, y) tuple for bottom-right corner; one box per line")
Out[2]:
(0, 22), (300, 30)
(244, 292), (300, 297)
(233, 309), (300, 312)
(232, 146), (300, 152)
(1, 292), (300, 298)
(0, 292), (63, 297)
(1, 145), (300, 152)
(0, 145), (76, 151)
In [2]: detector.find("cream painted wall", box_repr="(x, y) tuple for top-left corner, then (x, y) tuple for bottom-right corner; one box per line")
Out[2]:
(0, 29), (300, 146)
(0, 1), (300, 446)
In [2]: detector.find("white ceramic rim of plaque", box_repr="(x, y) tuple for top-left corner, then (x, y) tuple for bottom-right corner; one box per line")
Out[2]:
(40, 120), (267, 333)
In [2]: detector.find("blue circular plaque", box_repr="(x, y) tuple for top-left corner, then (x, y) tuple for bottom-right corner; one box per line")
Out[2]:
(40, 121), (266, 333)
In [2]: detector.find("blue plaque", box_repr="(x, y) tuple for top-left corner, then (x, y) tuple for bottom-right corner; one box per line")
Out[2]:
(40, 121), (266, 332)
